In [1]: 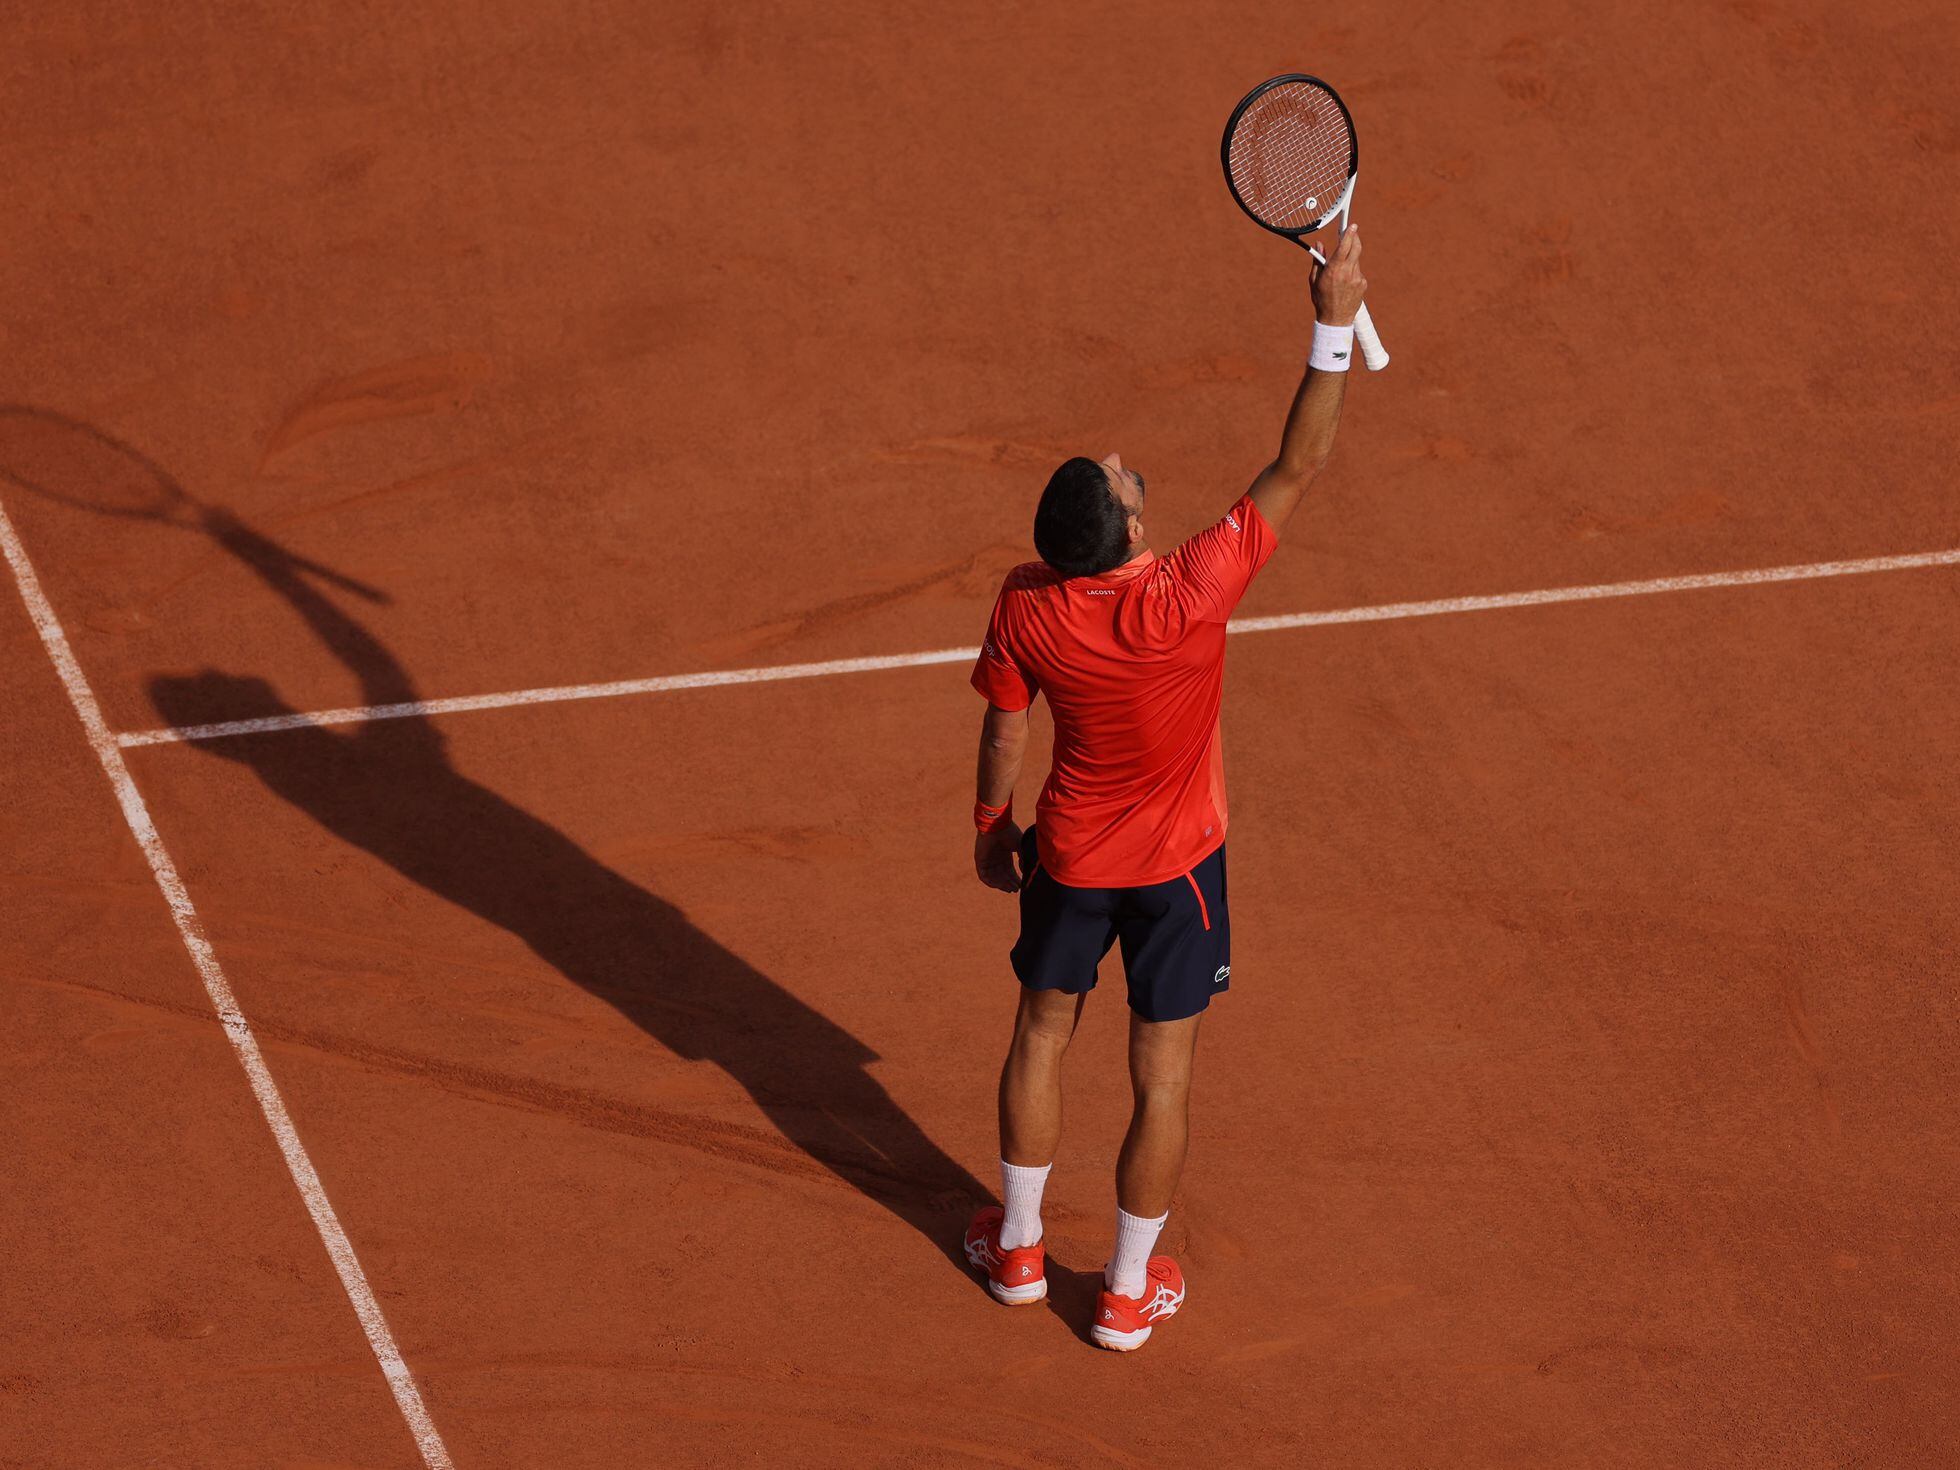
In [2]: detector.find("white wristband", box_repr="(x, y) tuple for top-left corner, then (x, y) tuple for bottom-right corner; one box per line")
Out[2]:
(1309, 321), (1355, 372)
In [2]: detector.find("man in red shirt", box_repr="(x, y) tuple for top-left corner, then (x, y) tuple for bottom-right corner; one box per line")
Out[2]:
(962, 227), (1369, 1350)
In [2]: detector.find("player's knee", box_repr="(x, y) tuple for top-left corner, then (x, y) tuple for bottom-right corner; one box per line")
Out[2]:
(1012, 989), (1079, 1050)
(1128, 1053), (1193, 1106)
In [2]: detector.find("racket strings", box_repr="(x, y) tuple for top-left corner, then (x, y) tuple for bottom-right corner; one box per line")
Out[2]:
(1227, 84), (1354, 231)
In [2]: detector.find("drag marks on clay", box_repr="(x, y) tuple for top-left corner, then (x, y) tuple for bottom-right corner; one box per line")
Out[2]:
(1723, 0), (1824, 65)
(1138, 352), (1261, 390)
(140, 1302), (219, 1342)
(1490, 37), (1554, 111)
(262, 438), (559, 530)
(1212, 1282), (1420, 1366)
(1336, 1282), (1420, 1311)
(1388, 433), (1477, 465)
(1566, 486), (1733, 542)
(1214, 1335), (1316, 1366)
(1522, 219), (1577, 285)
(694, 540), (1024, 661)
(258, 352), (495, 469)
(1881, 103), (1960, 157)
(1174, 1201), (1248, 1265)
(1497, 74), (1554, 110)
(597, 823), (856, 871)
(1777, 976), (1843, 1138)
(1533, 1336), (1686, 1380)
(869, 434), (1064, 470)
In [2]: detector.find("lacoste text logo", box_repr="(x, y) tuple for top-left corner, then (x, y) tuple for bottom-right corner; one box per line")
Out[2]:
(1085, 588), (1117, 596)
(1225, 513), (1240, 531)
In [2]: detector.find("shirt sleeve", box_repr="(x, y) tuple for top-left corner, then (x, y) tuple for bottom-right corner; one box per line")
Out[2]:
(970, 587), (1038, 710)
(1164, 493), (1279, 622)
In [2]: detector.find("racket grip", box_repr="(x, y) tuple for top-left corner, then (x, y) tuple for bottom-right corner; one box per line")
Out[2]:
(1353, 302), (1389, 371)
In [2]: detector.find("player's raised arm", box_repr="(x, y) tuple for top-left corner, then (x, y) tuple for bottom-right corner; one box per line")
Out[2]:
(1245, 224), (1367, 535)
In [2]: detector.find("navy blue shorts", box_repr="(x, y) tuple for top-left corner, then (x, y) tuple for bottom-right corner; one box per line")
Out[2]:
(1011, 827), (1230, 1023)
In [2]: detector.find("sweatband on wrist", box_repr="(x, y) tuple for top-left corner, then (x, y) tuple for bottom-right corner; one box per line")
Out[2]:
(1310, 321), (1355, 372)
(975, 799), (1013, 833)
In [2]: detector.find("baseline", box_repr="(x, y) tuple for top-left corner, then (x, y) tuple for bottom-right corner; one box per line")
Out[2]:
(116, 545), (1960, 748)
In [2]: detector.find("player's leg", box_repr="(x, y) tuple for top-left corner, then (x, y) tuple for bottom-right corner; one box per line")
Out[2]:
(999, 984), (1087, 1175)
(1115, 1008), (1203, 1225)
(1112, 842), (1228, 1231)
(1091, 845), (1227, 1348)
(991, 985), (1085, 1256)
(967, 827), (1115, 1303)
(1086, 1012), (1201, 1348)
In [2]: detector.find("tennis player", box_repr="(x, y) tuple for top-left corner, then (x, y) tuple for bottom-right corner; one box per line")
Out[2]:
(962, 226), (1368, 1350)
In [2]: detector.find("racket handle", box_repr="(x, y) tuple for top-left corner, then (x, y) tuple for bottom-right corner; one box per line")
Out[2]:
(1308, 245), (1389, 371)
(1353, 302), (1389, 371)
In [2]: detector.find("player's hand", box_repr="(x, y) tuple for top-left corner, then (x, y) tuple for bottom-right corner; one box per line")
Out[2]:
(974, 823), (1024, 893)
(1310, 223), (1367, 327)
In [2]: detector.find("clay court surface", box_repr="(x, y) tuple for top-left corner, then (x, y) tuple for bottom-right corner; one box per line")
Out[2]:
(5, 3), (1958, 1466)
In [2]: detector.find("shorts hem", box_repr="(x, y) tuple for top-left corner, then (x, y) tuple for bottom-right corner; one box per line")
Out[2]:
(1010, 951), (1099, 995)
(1131, 980), (1227, 1024)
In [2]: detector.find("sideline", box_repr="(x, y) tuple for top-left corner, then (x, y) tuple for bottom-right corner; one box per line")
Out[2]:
(0, 501), (456, 1470)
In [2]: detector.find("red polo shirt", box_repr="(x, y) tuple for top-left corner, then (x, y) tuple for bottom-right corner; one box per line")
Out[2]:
(971, 493), (1277, 887)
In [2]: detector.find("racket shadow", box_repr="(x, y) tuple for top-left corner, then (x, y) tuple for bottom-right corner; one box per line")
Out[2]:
(4, 406), (988, 1282)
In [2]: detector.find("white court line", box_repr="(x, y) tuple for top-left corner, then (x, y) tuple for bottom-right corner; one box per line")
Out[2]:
(117, 544), (1960, 747)
(0, 502), (456, 1470)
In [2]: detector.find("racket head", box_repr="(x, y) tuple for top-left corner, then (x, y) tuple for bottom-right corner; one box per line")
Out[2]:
(1221, 74), (1359, 238)
(0, 405), (201, 528)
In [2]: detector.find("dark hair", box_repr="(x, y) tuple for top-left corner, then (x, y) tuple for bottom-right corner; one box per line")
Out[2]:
(1033, 457), (1129, 577)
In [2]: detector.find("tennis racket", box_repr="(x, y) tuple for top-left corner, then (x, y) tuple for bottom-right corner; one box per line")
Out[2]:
(0, 405), (208, 527)
(0, 405), (386, 601)
(1222, 73), (1389, 371)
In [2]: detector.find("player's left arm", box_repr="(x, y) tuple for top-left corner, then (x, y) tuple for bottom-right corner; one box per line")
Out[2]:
(974, 703), (1028, 892)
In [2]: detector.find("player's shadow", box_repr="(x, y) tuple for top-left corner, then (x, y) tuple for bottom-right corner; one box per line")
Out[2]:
(2, 406), (985, 1275)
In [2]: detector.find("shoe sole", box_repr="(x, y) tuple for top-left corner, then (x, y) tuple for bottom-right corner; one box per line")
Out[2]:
(989, 1277), (1048, 1306)
(1092, 1288), (1184, 1350)
(1091, 1322), (1153, 1351)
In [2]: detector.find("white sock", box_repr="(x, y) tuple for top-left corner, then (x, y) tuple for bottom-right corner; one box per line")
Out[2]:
(999, 1160), (1051, 1249)
(1106, 1206), (1168, 1298)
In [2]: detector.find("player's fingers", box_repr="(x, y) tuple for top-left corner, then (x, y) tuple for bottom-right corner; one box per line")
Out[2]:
(1340, 223), (1362, 261)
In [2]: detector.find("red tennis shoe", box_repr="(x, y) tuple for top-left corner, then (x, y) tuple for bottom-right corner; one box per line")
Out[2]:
(964, 1206), (1047, 1305)
(1091, 1256), (1185, 1351)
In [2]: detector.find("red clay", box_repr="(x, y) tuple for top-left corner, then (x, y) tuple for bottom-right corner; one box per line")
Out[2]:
(5, 2), (1958, 1466)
